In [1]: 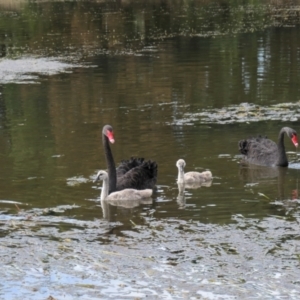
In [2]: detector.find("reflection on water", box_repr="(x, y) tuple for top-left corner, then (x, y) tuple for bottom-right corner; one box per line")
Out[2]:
(288, 162), (300, 169)
(239, 164), (284, 183)
(239, 162), (300, 209)
(177, 180), (213, 209)
(100, 197), (153, 221)
(239, 163), (289, 200)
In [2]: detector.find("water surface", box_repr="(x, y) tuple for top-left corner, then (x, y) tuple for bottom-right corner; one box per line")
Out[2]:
(1, 1), (300, 299)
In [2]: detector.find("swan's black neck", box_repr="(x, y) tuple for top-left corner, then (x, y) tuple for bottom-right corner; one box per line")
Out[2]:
(277, 128), (288, 167)
(102, 133), (117, 193)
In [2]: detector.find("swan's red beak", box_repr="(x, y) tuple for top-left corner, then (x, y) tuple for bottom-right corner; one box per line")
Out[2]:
(107, 130), (115, 144)
(292, 134), (298, 147)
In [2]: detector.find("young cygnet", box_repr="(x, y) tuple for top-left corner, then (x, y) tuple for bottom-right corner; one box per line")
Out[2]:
(176, 159), (212, 184)
(95, 170), (153, 200)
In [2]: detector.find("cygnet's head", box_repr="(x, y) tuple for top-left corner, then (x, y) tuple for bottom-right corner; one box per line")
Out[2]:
(94, 170), (109, 182)
(176, 159), (186, 169)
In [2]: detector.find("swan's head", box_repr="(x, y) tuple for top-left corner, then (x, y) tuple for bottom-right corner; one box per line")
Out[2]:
(290, 131), (298, 147)
(103, 125), (115, 144)
(176, 159), (186, 170)
(94, 170), (109, 182)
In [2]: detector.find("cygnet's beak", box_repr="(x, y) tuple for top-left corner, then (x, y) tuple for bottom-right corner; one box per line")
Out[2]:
(94, 171), (101, 182)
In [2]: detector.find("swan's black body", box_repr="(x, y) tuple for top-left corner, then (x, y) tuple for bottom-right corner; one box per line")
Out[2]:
(238, 127), (298, 167)
(102, 125), (158, 193)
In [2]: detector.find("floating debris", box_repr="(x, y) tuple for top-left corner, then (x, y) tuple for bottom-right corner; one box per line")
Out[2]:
(258, 192), (270, 200)
(0, 57), (88, 84)
(170, 102), (300, 125)
(0, 200), (25, 205)
(66, 176), (89, 186)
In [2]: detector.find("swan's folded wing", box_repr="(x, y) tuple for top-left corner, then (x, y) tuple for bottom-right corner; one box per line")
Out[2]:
(116, 160), (158, 191)
(245, 139), (278, 166)
(116, 157), (145, 177)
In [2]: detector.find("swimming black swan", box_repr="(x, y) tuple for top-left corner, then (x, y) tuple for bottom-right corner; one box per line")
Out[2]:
(176, 159), (212, 183)
(95, 170), (153, 200)
(238, 127), (298, 167)
(102, 124), (157, 193)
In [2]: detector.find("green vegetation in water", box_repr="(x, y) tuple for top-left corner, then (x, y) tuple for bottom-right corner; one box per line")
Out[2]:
(171, 101), (300, 125)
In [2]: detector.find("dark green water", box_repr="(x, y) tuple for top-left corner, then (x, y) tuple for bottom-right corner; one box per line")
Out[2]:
(1, 1), (300, 299)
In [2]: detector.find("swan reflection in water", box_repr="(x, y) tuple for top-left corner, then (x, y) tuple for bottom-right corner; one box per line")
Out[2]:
(239, 163), (284, 184)
(177, 180), (213, 209)
(238, 163), (300, 205)
(100, 197), (153, 221)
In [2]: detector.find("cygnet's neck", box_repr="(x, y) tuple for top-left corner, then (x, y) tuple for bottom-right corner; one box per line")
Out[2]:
(100, 176), (110, 200)
(177, 165), (185, 183)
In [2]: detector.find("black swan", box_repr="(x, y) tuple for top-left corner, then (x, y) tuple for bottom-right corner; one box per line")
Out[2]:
(176, 159), (212, 183)
(238, 127), (298, 167)
(95, 170), (153, 200)
(102, 124), (157, 193)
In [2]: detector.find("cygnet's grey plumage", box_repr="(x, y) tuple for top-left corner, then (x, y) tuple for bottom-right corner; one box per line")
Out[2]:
(176, 159), (212, 184)
(95, 170), (153, 201)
